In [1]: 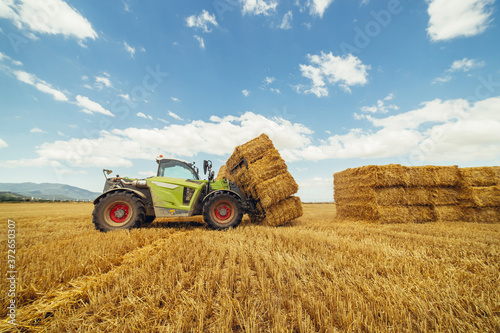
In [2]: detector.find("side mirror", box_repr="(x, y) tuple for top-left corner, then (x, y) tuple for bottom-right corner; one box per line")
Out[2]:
(103, 169), (113, 179)
(203, 160), (208, 175)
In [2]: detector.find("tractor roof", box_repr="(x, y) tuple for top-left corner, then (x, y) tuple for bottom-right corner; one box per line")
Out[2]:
(155, 156), (193, 166)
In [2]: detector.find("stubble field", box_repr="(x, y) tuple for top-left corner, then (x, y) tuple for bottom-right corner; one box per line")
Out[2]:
(0, 202), (499, 332)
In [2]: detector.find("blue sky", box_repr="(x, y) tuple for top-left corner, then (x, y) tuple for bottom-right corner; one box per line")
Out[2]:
(0, 0), (499, 202)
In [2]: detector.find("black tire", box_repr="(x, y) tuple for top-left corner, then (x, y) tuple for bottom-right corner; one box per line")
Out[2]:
(203, 192), (243, 230)
(144, 216), (156, 224)
(92, 191), (146, 232)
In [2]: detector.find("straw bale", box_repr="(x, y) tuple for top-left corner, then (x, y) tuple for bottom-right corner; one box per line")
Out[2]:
(406, 165), (460, 187)
(434, 206), (463, 222)
(215, 165), (233, 181)
(249, 172), (299, 208)
(460, 167), (500, 187)
(231, 148), (287, 188)
(462, 207), (500, 223)
(334, 164), (410, 188)
(336, 204), (435, 223)
(430, 187), (463, 206)
(461, 186), (500, 208)
(334, 186), (461, 206)
(226, 133), (275, 171)
(253, 196), (303, 226)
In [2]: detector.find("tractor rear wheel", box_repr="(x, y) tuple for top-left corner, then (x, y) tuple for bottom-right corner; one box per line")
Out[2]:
(203, 192), (242, 230)
(92, 191), (146, 232)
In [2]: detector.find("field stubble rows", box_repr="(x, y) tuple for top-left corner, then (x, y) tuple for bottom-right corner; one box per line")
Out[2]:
(0, 202), (499, 332)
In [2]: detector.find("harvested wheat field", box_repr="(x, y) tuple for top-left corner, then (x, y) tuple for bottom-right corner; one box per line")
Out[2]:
(1, 202), (500, 332)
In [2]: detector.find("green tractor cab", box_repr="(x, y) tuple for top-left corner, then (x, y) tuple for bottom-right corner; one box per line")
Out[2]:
(92, 157), (254, 232)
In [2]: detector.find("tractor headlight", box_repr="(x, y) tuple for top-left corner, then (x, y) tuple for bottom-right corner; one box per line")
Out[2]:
(183, 188), (195, 205)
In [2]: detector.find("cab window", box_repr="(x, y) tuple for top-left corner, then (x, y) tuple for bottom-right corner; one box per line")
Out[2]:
(158, 160), (199, 180)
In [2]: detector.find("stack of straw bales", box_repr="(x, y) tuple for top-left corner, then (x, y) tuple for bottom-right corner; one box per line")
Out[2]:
(459, 167), (500, 222)
(218, 134), (302, 226)
(334, 164), (500, 223)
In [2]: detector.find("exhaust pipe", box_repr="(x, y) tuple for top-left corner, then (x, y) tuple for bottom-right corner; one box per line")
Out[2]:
(120, 179), (148, 188)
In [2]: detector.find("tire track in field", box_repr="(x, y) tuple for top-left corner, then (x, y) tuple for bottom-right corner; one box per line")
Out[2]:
(11, 230), (192, 330)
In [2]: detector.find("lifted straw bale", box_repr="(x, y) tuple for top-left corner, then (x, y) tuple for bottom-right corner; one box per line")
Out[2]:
(253, 196), (303, 226)
(231, 149), (287, 189)
(226, 134), (275, 171)
(224, 133), (302, 227)
(215, 165), (232, 181)
(251, 172), (299, 208)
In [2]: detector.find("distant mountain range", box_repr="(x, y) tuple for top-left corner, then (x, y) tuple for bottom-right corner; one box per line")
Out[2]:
(0, 183), (101, 201)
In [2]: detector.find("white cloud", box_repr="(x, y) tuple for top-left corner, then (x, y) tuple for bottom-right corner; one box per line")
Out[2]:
(427, 0), (495, 41)
(194, 35), (205, 49)
(279, 11), (293, 29)
(95, 74), (112, 89)
(307, 0), (334, 17)
(264, 76), (275, 85)
(433, 58), (485, 84)
(168, 111), (183, 121)
(30, 127), (45, 134)
(447, 57), (485, 72)
(185, 10), (218, 33)
(0, 138), (8, 149)
(8, 97), (500, 169)
(0, 51), (22, 66)
(122, 0), (131, 12)
(0, 0), (97, 43)
(124, 41), (135, 58)
(298, 52), (370, 97)
(75, 95), (114, 117)
(260, 76), (280, 93)
(241, 0), (278, 16)
(432, 75), (452, 85)
(242, 89), (250, 97)
(138, 171), (156, 177)
(13, 70), (68, 101)
(286, 96), (500, 163)
(0, 157), (62, 168)
(359, 93), (399, 114)
(137, 112), (153, 120)
(297, 176), (333, 203)
(31, 112), (312, 167)
(118, 93), (131, 101)
(171, 97), (181, 102)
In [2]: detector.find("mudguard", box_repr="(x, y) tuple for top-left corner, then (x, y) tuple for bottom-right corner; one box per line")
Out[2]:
(93, 188), (148, 205)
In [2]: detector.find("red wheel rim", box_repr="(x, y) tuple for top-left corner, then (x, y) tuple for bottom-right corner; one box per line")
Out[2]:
(109, 203), (130, 223)
(213, 201), (234, 223)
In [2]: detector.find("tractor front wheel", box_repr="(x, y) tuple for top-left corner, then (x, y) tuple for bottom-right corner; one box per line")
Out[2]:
(203, 192), (243, 230)
(92, 191), (146, 232)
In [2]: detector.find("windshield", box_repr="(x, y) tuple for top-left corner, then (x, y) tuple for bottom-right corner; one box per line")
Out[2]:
(158, 160), (199, 180)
